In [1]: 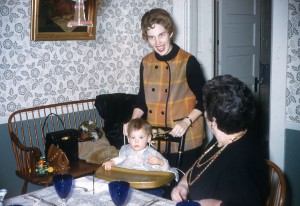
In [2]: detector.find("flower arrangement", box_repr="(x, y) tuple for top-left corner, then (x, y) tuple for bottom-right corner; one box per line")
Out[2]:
(78, 120), (100, 140)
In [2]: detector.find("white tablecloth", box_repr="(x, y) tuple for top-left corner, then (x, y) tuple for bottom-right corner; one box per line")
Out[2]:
(4, 175), (176, 206)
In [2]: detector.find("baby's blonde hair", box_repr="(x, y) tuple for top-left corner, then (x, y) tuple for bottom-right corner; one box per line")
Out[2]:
(127, 118), (152, 137)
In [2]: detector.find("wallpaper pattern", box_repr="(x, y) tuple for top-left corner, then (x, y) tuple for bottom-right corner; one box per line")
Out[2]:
(287, 0), (300, 123)
(0, 0), (172, 123)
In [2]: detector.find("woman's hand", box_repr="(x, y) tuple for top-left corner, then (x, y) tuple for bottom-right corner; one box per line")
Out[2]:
(123, 108), (145, 136)
(169, 109), (202, 137)
(102, 160), (115, 170)
(171, 183), (189, 202)
(199, 199), (223, 206)
(169, 118), (191, 137)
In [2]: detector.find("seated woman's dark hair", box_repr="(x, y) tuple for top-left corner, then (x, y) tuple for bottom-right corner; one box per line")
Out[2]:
(202, 75), (256, 134)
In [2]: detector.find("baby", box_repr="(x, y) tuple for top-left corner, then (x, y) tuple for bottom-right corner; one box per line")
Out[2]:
(102, 118), (178, 177)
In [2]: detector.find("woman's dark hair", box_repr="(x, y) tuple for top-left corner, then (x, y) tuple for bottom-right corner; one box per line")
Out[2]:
(202, 75), (256, 134)
(141, 8), (175, 41)
(127, 118), (152, 137)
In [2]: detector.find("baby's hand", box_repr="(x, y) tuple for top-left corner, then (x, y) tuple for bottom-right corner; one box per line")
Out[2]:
(147, 156), (164, 167)
(102, 160), (115, 170)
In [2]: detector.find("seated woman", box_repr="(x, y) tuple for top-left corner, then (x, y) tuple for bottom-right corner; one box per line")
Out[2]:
(171, 75), (269, 206)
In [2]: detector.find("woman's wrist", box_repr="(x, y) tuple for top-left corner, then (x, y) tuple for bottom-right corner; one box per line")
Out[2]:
(177, 183), (189, 192)
(184, 116), (193, 126)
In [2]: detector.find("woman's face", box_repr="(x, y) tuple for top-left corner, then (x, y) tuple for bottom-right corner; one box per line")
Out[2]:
(127, 129), (151, 151)
(146, 23), (173, 56)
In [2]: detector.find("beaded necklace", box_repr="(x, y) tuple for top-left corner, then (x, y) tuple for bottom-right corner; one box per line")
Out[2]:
(187, 130), (247, 186)
(187, 142), (229, 186)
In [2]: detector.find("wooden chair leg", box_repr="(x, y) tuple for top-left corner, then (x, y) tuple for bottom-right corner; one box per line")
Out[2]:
(22, 180), (28, 194)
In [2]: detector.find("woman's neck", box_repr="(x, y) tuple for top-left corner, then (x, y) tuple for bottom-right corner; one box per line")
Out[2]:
(215, 129), (247, 147)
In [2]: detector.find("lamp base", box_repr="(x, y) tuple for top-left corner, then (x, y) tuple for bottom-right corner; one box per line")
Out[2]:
(67, 20), (93, 27)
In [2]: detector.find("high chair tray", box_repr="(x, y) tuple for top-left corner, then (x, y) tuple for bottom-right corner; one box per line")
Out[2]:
(95, 166), (175, 189)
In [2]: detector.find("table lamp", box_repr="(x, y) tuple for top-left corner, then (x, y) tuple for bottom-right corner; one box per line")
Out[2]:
(68, 0), (93, 27)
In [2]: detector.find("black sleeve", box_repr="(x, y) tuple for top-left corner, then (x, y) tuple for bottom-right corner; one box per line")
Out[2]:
(134, 62), (148, 113)
(186, 55), (206, 112)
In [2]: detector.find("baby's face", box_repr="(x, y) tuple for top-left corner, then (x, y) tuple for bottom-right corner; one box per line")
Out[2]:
(127, 129), (151, 151)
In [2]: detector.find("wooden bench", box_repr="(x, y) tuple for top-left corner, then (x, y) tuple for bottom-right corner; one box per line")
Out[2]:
(8, 99), (101, 194)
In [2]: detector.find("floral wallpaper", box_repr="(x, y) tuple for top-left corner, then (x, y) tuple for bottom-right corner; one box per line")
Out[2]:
(1, 0), (300, 125)
(287, 0), (300, 123)
(0, 0), (172, 124)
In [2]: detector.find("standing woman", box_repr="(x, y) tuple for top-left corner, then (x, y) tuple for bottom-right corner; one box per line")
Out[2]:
(124, 8), (206, 171)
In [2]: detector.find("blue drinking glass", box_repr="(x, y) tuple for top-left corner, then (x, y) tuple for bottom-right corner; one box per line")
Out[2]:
(53, 174), (73, 206)
(108, 181), (130, 206)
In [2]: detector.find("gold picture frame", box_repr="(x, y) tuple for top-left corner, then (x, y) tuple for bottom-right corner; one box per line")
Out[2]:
(31, 0), (97, 41)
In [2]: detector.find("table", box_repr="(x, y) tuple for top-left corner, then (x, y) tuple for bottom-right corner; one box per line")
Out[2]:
(4, 176), (177, 206)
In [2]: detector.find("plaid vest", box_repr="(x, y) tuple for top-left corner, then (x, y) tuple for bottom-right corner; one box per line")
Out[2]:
(142, 49), (204, 152)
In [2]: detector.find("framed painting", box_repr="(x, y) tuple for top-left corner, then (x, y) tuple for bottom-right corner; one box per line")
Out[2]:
(30, 0), (97, 41)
